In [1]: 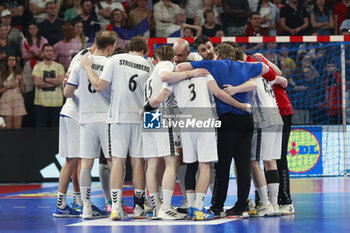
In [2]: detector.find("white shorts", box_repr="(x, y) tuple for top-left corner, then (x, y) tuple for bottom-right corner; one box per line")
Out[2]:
(109, 123), (143, 158)
(59, 116), (80, 158)
(251, 125), (283, 161)
(80, 122), (110, 159)
(181, 131), (218, 163)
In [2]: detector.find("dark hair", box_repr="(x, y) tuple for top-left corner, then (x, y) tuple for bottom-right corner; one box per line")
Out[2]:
(113, 47), (127, 55)
(249, 11), (260, 19)
(0, 55), (22, 83)
(203, 9), (214, 20)
(26, 22), (42, 47)
(194, 35), (211, 50)
(110, 8), (126, 27)
(154, 45), (174, 61)
(42, 43), (52, 51)
(80, 0), (91, 6)
(126, 36), (148, 54)
(314, 0), (329, 16)
(95, 30), (117, 50)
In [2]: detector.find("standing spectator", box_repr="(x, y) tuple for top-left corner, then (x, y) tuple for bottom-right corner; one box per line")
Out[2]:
(72, 0), (100, 38)
(39, 1), (64, 45)
(53, 23), (80, 71)
(257, 0), (280, 36)
(71, 19), (86, 50)
(95, 0), (126, 28)
(0, 55), (26, 128)
(1, 10), (24, 46)
(202, 9), (223, 37)
(0, 0), (24, 31)
(194, 0), (222, 26)
(280, 0), (309, 35)
(279, 45), (296, 79)
(30, 0), (49, 23)
(0, 24), (21, 65)
(310, 0), (334, 35)
(184, 0), (202, 24)
(63, 0), (81, 22)
(32, 44), (65, 127)
(333, 0), (350, 35)
(166, 9), (202, 37)
(105, 9), (127, 48)
(153, 0), (181, 37)
(245, 12), (267, 36)
(221, 0), (251, 36)
(128, 0), (155, 36)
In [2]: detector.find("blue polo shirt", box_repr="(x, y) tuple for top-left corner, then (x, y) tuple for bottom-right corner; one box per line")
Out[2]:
(190, 59), (262, 115)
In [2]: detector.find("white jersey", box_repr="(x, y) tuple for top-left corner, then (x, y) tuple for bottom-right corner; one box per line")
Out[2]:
(59, 49), (92, 120)
(68, 55), (111, 124)
(100, 53), (152, 123)
(249, 76), (283, 128)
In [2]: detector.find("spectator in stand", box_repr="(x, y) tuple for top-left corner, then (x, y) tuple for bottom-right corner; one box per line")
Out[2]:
(221, 0), (251, 36)
(279, 45), (296, 79)
(71, 19), (86, 50)
(166, 9), (202, 37)
(245, 11), (267, 36)
(0, 0), (24, 31)
(32, 44), (65, 127)
(72, 0), (100, 38)
(128, 0), (155, 37)
(31, 0), (62, 24)
(154, 0), (181, 37)
(248, 0), (259, 12)
(53, 23), (80, 71)
(302, 0), (315, 14)
(39, 1), (64, 45)
(0, 24), (21, 65)
(257, 0), (280, 36)
(1, 10), (24, 46)
(280, 0), (309, 36)
(21, 22), (48, 128)
(95, 0), (126, 28)
(0, 55), (26, 128)
(184, 0), (202, 24)
(202, 9), (223, 37)
(334, 0), (350, 35)
(310, 0), (334, 35)
(273, 0), (286, 10)
(63, 0), (81, 22)
(105, 9), (127, 48)
(215, 29), (225, 37)
(194, 0), (222, 27)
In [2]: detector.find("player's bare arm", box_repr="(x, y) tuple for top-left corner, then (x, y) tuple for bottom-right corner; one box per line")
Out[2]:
(223, 78), (257, 95)
(175, 62), (193, 73)
(274, 76), (288, 89)
(253, 53), (282, 75)
(160, 68), (209, 84)
(141, 87), (172, 118)
(81, 55), (110, 92)
(63, 84), (76, 98)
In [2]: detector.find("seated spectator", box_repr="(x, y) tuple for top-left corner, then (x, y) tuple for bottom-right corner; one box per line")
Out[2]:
(166, 9), (202, 37)
(202, 9), (223, 37)
(340, 8), (350, 34)
(39, 1), (64, 45)
(71, 19), (86, 50)
(221, 0), (251, 36)
(128, 0), (155, 37)
(279, 44), (296, 79)
(154, 0), (181, 37)
(63, 0), (81, 22)
(245, 11), (267, 36)
(53, 23), (80, 71)
(280, 0), (309, 35)
(72, 0), (100, 38)
(1, 10), (24, 46)
(183, 27), (194, 38)
(194, 0), (222, 26)
(0, 55), (26, 128)
(257, 0), (280, 36)
(333, 0), (350, 35)
(310, 0), (334, 35)
(0, 24), (21, 65)
(0, 0), (24, 31)
(96, 0), (126, 28)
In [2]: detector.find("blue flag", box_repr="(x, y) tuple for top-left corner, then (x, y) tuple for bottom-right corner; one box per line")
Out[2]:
(113, 18), (149, 40)
(169, 29), (181, 38)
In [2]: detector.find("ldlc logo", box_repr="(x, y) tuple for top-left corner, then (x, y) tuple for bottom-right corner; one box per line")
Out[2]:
(287, 128), (321, 173)
(143, 110), (161, 129)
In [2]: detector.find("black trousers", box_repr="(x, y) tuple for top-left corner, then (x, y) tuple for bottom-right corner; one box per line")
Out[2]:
(211, 113), (254, 210)
(277, 114), (293, 205)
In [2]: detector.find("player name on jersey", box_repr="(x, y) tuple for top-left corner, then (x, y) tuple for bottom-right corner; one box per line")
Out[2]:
(119, 59), (151, 72)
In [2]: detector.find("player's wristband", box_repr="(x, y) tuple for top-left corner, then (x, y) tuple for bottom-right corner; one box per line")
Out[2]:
(144, 101), (156, 112)
(185, 71), (191, 79)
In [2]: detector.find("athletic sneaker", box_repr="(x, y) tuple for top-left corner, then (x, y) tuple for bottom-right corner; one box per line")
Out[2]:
(226, 206), (250, 219)
(193, 208), (215, 221)
(252, 203), (275, 217)
(82, 205), (109, 219)
(158, 206), (186, 220)
(207, 207), (226, 219)
(53, 205), (80, 218)
(134, 205), (148, 219)
(110, 208), (127, 220)
(152, 206), (161, 220)
(105, 200), (112, 213)
(176, 199), (188, 214)
(186, 207), (194, 220)
(71, 203), (82, 213)
(280, 204), (295, 215)
(144, 198), (153, 213)
(273, 204), (281, 216)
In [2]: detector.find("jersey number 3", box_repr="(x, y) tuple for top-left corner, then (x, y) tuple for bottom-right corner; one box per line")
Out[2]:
(188, 83), (196, 101)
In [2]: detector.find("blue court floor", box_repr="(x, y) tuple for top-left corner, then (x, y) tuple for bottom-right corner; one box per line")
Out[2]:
(0, 177), (349, 233)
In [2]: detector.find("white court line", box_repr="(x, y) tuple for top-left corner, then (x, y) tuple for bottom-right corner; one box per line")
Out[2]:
(38, 206), (51, 208)
(13, 206), (26, 208)
(68, 218), (239, 227)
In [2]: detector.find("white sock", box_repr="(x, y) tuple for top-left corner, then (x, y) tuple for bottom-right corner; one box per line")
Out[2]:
(57, 192), (66, 209)
(257, 186), (270, 206)
(161, 189), (173, 209)
(73, 192), (83, 206)
(149, 192), (161, 208)
(80, 187), (92, 207)
(158, 186), (162, 196)
(111, 189), (122, 211)
(186, 192), (196, 208)
(195, 193), (206, 210)
(267, 183), (279, 205)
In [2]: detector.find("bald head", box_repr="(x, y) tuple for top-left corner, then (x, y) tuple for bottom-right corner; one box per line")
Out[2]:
(173, 39), (190, 64)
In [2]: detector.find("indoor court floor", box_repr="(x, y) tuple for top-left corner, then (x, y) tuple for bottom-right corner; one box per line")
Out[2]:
(0, 177), (349, 233)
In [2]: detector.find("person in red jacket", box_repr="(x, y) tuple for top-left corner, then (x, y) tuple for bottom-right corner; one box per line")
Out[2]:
(245, 12), (267, 36)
